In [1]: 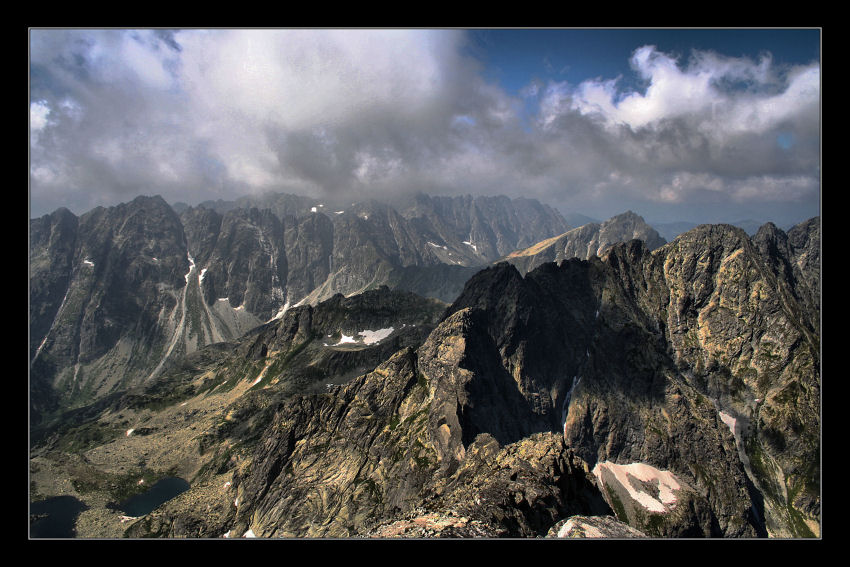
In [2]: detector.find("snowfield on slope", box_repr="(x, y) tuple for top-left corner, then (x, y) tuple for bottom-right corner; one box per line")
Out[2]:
(358, 327), (394, 344)
(325, 328), (395, 347)
(592, 461), (682, 513)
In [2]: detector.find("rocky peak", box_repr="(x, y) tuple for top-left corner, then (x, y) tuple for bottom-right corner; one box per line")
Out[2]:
(435, 223), (818, 536)
(599, 211), (666, 250)
(501, 210), (666, 274)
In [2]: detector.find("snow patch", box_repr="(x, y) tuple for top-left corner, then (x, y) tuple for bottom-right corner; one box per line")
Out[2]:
(126, 429), (134, 437)
(358, 327), (394, 345)
(335, 334), (356, 345)
(427, 241), (447, 250)
(243, 529), (256, 538)
(311, 207), (317, 213)
(462, 241), (478, 251)
(223, 530), (231, 538)
(267, 301), (291, 323)
(199, 268), (207, 284)
(327, 328), (395, 346)
(184, 254), (196, 284)
(719, 410), (737, 435)
(250, 358), (276, 387)
(83, 259), (94, 267)
(593, 462), (682, 513)
(335, 211), (344, 214)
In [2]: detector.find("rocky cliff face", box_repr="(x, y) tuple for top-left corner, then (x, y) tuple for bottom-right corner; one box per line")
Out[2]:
(502, 210), (666, 274)
(30, 196), (193, 421)
(121, 314), (612, 539)
(659, 222), (820, 537)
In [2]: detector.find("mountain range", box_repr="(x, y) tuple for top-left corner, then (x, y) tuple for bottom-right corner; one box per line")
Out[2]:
(30, 193), (569, 421)
(29, 191), (820, 539)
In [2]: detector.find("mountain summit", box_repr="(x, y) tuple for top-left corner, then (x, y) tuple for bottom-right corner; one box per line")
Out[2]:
(502, 210), (666, 274)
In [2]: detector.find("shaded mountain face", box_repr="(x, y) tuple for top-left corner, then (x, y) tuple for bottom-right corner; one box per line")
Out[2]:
(30, 192), (570, 422)
(502, 211), (667, 274)
(30, 196), (192, 422)
(53, 218), (819, 540)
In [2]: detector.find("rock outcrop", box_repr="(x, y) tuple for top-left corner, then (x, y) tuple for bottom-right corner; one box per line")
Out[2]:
(502, 210), (666, 274)
(547, 514), (647, 538)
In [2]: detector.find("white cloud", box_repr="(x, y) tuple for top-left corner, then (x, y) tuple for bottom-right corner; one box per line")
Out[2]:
(118, 32), (177, 90)
(564, 45), (819, 138)
(729, 175), (817, 202)
(30, 100), (50, 131)
(567, 46), (725, 129)
(723, 65), (820, 135)
(175, 29), (466, 131)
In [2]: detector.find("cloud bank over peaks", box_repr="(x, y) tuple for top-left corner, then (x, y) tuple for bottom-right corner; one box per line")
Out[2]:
(29, 31), (819, 226)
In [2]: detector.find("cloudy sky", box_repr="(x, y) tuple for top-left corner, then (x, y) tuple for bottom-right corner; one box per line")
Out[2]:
(29, 28), (821, 226)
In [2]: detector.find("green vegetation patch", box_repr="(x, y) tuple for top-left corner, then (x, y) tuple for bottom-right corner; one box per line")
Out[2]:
(784, 476), (817, 538)
(745, 436), (780, 503)
(605, 485), (628, 523)
(54, 420), (122, 453)
(250, 334), (318, 392)
(72, 465), (167, 503)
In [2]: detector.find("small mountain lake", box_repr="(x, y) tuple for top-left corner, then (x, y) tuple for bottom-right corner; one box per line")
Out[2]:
(30, 495), (89, 538)
(118, 477), (190, 517)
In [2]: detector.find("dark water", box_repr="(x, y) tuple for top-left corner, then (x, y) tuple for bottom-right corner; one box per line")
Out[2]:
(30, 495), (89, 538)
(118, 477), (190, 517)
